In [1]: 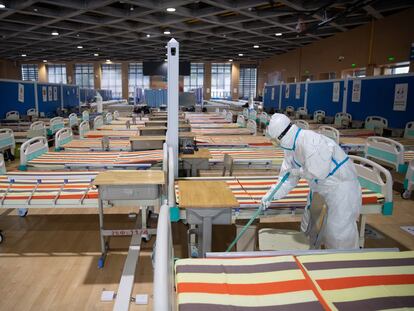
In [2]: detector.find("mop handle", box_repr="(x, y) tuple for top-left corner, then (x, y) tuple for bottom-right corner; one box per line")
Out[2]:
(226, 172), (290, 252)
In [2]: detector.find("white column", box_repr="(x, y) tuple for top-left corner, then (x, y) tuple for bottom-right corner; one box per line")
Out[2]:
(167, 38), (179, 177)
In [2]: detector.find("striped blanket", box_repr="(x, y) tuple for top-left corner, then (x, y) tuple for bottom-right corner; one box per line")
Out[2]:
(26, 150), (163, 168)
(176, 251), (414, 311)
(208, 148), (284, 166)
(190, 123), (240, 129)
(196, 136), (273, 147)
(298, 251), (414, 310)
(192, 128), (253, 136)
(62, 139), (131, 151)
(176, 176), (384, 209)
(85, 130), (139, 138)
(176, 255), (325, 310)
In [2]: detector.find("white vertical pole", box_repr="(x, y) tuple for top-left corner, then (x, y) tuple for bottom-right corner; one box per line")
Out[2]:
(33, 81), (39, 116)
(342, 78), (348, 113)
(167, 38), (179, 177)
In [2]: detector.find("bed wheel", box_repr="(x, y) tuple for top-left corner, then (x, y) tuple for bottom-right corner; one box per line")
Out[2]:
(0, 231), (3, 244)
(401, 190), (412, 200)
(18, 209), (28, 217)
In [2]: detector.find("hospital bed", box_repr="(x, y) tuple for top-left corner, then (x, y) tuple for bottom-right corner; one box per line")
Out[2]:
(295, 106), (308, 119)
(258, 112), (270, 130)
(46, 117), (65, 135)
(294, 119), (310, 130)
(365, 115), (388, 135)
(19, 136), (163, 171)
(334, 112), (352, 128)
(402, 159), (414, 199)
(11, 121), (48, 144)
(313, 110), (325, 123)
(196, 135), (274, 148)
(285, 105), (294, 117)
(85, 129), (139, 139)
(0, 129), (16, 158)
(191, 120), (257, 136)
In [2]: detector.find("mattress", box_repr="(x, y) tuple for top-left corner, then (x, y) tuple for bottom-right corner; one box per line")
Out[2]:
(192, 128), (253, 136)
(176, 255), (326, 311)
(190, 123), (240, 129)
(0, 171), (98, 207)
(405, 151), (414, 162)
(338, 129), (375, 137)
(196, 135), (274, 147)
(26, 150), (163, 168)
(85, 130), (139, 138)
(298, 251), (414, 310)
(62, 139), (131, 151)
(176, 176), (384, 209)
(97, 124), (144, 130)
(104, 120), (146, 126)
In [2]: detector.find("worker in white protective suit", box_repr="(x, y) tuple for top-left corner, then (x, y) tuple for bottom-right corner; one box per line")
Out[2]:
(261, 113), (361, 249)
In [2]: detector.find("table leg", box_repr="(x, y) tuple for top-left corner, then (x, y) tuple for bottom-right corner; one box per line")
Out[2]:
(201, 216), (212, 257)
(359, 214), (366, 248)
(98, 198), (107, 268)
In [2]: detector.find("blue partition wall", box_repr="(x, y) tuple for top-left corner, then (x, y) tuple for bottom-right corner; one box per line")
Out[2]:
(347, 75), (414, 128)
(307, 80), (344, 116)
(144, 89), (167, 107)
(62, 85), (80, 109)
(80, 88), (96, 103)
(0, 80), (35, 117)
(280, 83), (305, 110)
(263, 85), (280, 111)
(37, 83), (62, 116)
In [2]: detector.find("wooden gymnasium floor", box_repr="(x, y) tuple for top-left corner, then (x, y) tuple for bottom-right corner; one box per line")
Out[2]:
(0, 164), (413, 310)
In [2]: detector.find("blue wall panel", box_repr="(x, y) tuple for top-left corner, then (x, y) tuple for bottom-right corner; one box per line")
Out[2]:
(37, 83), (62, 116)
(62, 85), (79, 109)
(307, 80), (343, 116)
(80, 88), (96, 103)
(0, 81), (35, 118)
(346, 75), (414, 128)
(281, 83), (305, 110)
(263, 85), (281, 111)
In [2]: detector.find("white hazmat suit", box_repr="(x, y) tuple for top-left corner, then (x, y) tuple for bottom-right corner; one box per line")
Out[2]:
(262, 113), (361, 249)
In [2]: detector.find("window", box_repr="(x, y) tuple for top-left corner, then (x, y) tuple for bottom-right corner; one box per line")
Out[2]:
(239, 66), (257, 99)
(101, 63), (122, 98)
(21, 64), (38, 81)
(128, 63), (150, 98)
(47, 64), (67, 83)
(184, 63), (204, 92)
(211, 63), (231, 99)
(75, 64), (94, 89)
(384, 63), (410, 75)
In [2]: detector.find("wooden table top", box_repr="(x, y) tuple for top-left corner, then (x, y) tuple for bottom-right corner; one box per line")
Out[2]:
(178, 180), (239, 209)
(93, 170), (165, 186)
(139, 126), (167, 131)
(179, 149), (211, 159)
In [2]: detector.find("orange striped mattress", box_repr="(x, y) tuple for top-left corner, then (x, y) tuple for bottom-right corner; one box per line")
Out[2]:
(175, 255), (326, 310)
(298, 251), (414, 310)
(196, 135), (273, 147)
(175, 176), (384, 209)
(208, 148), (284, 166)
(175, 251), (414, 311)
(62, 139), (131, 151)
(85, 130), (139, 138)
(192, 128), (252, 136)
(0, 171), (98, 207)
(190, 123), (240, 129)
(26, 150), (163, 169)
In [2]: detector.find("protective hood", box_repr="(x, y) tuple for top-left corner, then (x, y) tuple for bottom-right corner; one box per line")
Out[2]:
(268, 113), (299, 149)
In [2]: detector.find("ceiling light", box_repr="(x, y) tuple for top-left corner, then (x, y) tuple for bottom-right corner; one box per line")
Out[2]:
(228, 59), (233, 62)
(130, 5), (134, 11)
(163, 30), (171, 35)
(33, 8), (38, 12)
(164, 59), (168, 62)
(51, 30), (59, 36)
(146, 34), (151, 38)
(94, 53), (99, 56)
(275, 32), (282, 36)
(238, 53), (243, 56)
(77, 45), (83, 49)
(253, 45), (259, 48)
(21, 54), (27, 57)
(43, 60), (47, 63)
(106, 59), (111, 62)
(166, 8), (176, 12)
(0, 4), (5, 9)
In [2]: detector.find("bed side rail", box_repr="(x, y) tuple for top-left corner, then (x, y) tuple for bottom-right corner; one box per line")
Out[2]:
(113, 110), (120, 120)
(247, 119), (257, 135)
(249, 109), (257, 122)
(237, 115), (246, 127)
(27, 108), (37, 117)
(19, 136), (48, 170)
(27, 121), (46, 138)
(365, 116), (388, 135)
(365, 136), (406, 173)
(313, 110), (325, 122)
(55, 127), (73, 150)
(82, 110), (89, 122)
(48, 117), (64, 135)
(79, 120), (90, 139)
(225, 111), (233, 122)
(334, 112), (352, 127)
(104, 112), (113, 124)
(319, 125), (340, 144)
(242, 108), (249, 118)
(68, 113), (78, 128)
(350, 155), (393, 215)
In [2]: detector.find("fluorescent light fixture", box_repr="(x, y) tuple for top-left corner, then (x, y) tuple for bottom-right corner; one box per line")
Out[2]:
(228, 59), (233, 62)
(253, 45), (259, 48)
(43, 60), (47, 63)
(51, 30), (59, 36)
(164, 59), (168, 62)
(275, 32), (282, 36)
(238, 53), (243, 56)
(21, 54), (27, 57)
(163, 30), (171, 35)
(0, 3), (5, 9)
(166, 8), (176, 12)
(146, 34), (151, 38)
(105, 59), (111, 62)
(77, 45), (83, 49)
(94, 53), (99, 56)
